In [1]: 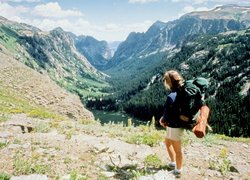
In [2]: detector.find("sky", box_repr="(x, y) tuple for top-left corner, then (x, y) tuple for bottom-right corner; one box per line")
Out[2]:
(0, 0), (250, 42)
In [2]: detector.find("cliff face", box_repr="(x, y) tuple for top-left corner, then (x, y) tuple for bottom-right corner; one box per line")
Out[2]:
(74, 35), (112, 70)
(107, 5), (249, 69)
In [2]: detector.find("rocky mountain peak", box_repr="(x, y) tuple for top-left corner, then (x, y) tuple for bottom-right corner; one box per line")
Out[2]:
(74, 34), (112, 70)
(50, 27), (71, 40)
(51, 27), (65, 34)
(107, 4), (249, 70)
(150, 20), (166, 29)
(185, 4), (250, 23)
(0, 16), (8, 22)
(145, 20), (167, 37)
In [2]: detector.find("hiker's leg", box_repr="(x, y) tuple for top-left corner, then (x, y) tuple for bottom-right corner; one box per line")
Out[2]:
(171, 140), (183, 170)
(165, 127), (184, 167)
(165, 138), (175, 162)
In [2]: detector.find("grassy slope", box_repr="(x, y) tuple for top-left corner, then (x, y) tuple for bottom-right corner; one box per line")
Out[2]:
(0, 26), (62, 120)
(0, 25), (109, 98)
(0, 84), (63, 122)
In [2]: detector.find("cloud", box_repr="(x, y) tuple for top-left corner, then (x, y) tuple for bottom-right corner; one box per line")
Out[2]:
(182, 5), (210, 13)
(171, 0), (206, 4)
(32, 2), (84, 18)
(102, 20), (153, 41)
(0, 2), (29, 19)
(1, 0), (40, 2)
(174, 5), (212, 19)
(128, 0), (159, 4)
(170, 0), (247, 5)
(25, 18), (74, 32)
(0, 2), (84, 20)
(27, 18), (152, 41)
(0, 1), (153, 41)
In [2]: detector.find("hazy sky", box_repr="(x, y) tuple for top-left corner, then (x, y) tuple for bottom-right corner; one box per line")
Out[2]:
(0, 0), (250, 42)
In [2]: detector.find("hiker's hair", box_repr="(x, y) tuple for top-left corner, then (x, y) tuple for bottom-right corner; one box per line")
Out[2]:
(163, 70), (184, 91)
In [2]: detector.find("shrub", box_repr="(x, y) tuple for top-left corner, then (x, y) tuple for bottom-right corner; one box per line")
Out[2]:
(126, 132), (163, 147)
(0, 172), (10, 180)
(144, 154), (162, 168)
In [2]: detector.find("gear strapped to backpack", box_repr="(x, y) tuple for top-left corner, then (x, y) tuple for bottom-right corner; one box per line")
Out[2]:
(175, 77), (209, 129)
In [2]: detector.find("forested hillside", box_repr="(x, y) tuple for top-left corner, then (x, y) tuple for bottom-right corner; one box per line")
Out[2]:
(0, 3), (249, 179)
(1, 5), (249, 137)
(0, 17), (109, 98)
(105, 5), (248, 72)
(87, 29), (250, 137)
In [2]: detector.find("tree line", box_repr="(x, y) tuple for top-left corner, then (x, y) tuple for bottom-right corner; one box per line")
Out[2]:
(86, 29), (250, 137)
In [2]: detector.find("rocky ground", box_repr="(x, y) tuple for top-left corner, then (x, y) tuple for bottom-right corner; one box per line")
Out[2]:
(0, 51), (94, 121)
(0, 114), (249, 180)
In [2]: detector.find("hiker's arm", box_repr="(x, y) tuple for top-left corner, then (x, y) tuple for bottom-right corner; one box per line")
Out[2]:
(159, 116), (167, 128)
(160, 93), (175, 127)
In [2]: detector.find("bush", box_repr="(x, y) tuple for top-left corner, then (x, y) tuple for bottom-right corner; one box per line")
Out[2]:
(0, 172), (10, 180)
(144, 154), (162, 168)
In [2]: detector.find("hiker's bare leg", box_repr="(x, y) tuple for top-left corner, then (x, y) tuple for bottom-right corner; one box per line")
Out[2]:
(171, 140), (183, 169)
(165, 138), (175, 162)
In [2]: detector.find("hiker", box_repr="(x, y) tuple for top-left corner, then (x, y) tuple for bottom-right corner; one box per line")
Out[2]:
(159, 70), (184, 177)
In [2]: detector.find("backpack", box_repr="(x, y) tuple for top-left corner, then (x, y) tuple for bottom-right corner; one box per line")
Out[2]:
(175, 77), (209, 129)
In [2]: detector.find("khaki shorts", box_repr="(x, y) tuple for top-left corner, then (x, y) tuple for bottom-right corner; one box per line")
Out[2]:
(166, 127), (184, 141)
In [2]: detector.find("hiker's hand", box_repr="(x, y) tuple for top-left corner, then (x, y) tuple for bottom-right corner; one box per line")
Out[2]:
(159, 117), (167, 128)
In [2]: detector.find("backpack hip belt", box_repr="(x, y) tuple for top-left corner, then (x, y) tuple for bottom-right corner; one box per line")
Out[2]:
(179, 115), (189, 122)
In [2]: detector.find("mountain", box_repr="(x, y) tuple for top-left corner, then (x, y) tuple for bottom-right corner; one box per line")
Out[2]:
(188, 4), (250, 26)
(112, 20), (171, 60)
(87, 5), (250, 137)
(119, 28), (250, 137)
(0, 17), (109, 98)
(108, 41), (121, 57)
(106, 5), (250, 72)
(74, 35), (112, 70)
(0, 49), (94, 120)
(0, 5), (249, 137)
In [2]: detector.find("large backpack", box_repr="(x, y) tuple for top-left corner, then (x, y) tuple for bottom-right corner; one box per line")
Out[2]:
(175, 77), (209, 129)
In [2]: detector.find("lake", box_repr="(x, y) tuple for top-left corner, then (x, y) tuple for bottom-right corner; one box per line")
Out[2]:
(92, 110), (149, 126)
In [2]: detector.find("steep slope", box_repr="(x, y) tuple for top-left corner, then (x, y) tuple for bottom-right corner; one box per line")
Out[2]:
(122, 28), (250, 137)
(74, 35), (112, 70)
(106, 5), (249, 72)
(188, 4), (250, 25)
(0, 17), (109, 98)
(0, 49), (94, 120)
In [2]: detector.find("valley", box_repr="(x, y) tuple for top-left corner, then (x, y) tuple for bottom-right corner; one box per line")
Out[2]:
(0, 3), (250, 180)
(0, 5), (249, 137)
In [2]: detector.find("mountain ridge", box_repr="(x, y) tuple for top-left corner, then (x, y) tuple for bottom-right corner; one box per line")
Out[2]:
(0, 17), (109, 98)
(105, 4), (250, 71)
(0, 4), (249, 137)
(74, 35), (112, 70)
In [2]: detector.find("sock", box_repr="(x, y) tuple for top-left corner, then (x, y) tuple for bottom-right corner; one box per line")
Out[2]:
(175, 169), (182, 173)
(169, 162), (176, 166)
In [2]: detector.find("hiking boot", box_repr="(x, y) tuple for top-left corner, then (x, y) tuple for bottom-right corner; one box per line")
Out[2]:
(168, 162), (176, 170)
(169, 169), (181, 178)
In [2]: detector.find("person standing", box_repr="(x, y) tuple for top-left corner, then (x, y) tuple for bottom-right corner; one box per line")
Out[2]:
(159, 70), (185, 177)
